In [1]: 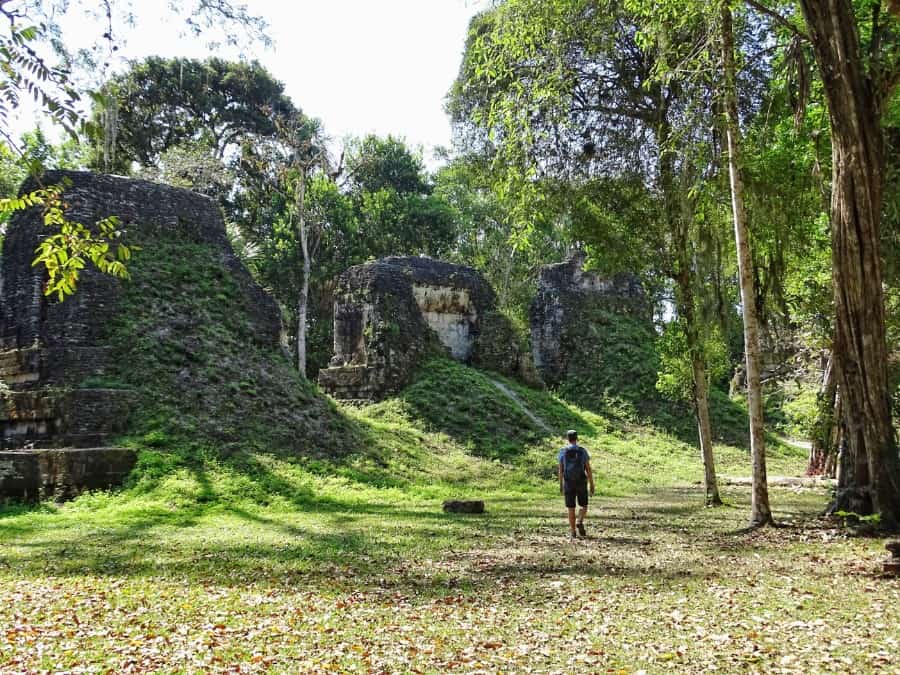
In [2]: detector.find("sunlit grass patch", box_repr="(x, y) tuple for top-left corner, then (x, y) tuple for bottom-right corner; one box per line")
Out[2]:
(1, 486), (895, 673)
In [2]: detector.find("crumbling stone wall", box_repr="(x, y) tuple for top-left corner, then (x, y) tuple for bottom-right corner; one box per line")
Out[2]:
(320, 256), (509, 400)
(0, 171), (282, 499)
(470, 311), (542, 387)
(0, 448), (137, 503)
(530, 251), (650, 387)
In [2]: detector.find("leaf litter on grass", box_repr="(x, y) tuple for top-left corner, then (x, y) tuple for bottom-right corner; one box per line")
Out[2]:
(1, 485), (899, 673)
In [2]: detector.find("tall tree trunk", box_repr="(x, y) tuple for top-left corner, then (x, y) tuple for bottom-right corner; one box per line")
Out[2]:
(799, 0), (900, 529)
(675, 239), (722, 506)
(721, 3), (772, 527)
(692, 344), (722, 506)
(823, 389), (841, 478)
(295, 168), (309, 377)
(659, 119), (722, 507)
(808, 353), (838, 475)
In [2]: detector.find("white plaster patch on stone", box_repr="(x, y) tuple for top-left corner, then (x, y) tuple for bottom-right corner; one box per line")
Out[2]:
(412, 284), (477, 361)
(421, 311), (473, 360)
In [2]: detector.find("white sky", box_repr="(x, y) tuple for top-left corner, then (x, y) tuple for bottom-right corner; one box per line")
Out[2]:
(15, 0), (490, 168)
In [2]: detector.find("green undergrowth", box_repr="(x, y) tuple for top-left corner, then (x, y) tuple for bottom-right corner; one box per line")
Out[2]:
(550, 306), (750, 447)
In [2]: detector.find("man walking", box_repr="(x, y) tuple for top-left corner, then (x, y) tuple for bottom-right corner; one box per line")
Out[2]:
(558, 430), (595, 539)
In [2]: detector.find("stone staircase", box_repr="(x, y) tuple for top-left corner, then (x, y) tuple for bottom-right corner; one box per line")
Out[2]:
(318, 364), (381, 401)
(0, 345), (137, 502)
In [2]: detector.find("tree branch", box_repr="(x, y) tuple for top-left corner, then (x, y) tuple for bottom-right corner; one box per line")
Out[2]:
(743, 0), (811, 42)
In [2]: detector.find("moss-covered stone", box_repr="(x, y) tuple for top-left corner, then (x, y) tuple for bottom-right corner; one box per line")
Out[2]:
(320, 256), (524, 400)
(471, 310), (542, 387)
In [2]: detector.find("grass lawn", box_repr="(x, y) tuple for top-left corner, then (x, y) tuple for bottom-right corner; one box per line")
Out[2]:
(1, 344), (892, 673)
(2, 482), (897, 674)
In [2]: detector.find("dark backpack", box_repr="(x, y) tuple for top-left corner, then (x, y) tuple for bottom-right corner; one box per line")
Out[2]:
(563, 445), (587, 484)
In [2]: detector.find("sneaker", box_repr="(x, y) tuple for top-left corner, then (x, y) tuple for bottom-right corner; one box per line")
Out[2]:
(577, 521), (587, 537)
(569, 530), (577, 540)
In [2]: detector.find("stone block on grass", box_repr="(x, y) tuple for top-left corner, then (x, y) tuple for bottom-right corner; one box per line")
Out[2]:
(442, 500), (485, 514)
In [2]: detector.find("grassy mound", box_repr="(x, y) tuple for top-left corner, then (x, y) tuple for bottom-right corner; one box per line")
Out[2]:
(546, 305), (750, 447)
(358, 357), (807, 498)
(94, 231), (555, 507)
(104, 231), (356, 453)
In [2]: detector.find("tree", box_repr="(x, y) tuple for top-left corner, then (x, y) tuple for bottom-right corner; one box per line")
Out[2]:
(435, 155), (569, 319)
(794, 0), (900, 526)
(0, 1), (272, 298)
(720, 2), (772, 525)
(280, 117), (329, 377)
(343, 135), (456, 260)
(450, 0), (726, 504)
(91, 56), (297, 172)
(136, 141), (234, 201)
(237, 115), (333, 375)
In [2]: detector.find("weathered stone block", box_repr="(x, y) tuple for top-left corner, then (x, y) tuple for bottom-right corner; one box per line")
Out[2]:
(0, 171), (283, 498)
(0, 448), (137, 502)
(443, 500), (485, 514)
(471, 310), (543, 387)
(530, 251), (650, 387)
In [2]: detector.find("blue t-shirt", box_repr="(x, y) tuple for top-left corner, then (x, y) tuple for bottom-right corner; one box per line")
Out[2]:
(558, 444), (590, 464)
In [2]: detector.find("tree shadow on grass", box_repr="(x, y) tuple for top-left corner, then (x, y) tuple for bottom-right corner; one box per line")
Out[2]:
(0, 475), (835, 597)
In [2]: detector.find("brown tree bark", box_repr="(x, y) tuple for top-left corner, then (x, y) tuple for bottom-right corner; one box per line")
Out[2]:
(673, 236), (722, 506)
(721, 3), (772, 527)
(824, 392), (842, 478)
(807, 353), (837, 475)
(799, 0), (900, 529)
(691, 344), (722, 505)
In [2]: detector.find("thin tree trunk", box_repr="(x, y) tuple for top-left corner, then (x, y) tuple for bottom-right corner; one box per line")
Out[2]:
(721, 3), (772, 527)
(799, 0), (900, 529)
(675, 212), (722, 506)
(692, 351), (722, 505)
(659, 117), (721, 507)
(674, 236), (722, 505)
(825, 390), (843, 478)
(296, 168), (309, 377)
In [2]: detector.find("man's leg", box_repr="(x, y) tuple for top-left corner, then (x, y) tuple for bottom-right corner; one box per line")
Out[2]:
(567, 506), (577, 537)
(576, 487), (588, 536)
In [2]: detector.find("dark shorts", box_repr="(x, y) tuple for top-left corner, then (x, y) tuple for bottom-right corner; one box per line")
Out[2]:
(564, 481), (588, 508)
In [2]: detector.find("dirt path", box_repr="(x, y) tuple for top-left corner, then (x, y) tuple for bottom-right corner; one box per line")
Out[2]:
(721, 475), (834, 487)
(488, 377), (553, 434)
(779, 436), (812, 451)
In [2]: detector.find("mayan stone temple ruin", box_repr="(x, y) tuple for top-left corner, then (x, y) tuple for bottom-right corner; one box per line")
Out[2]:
(318, 256), (501, 400)
(0, 171), (281, 501)
(0, 170), (649, 501)
(530, 251), (649, 387)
